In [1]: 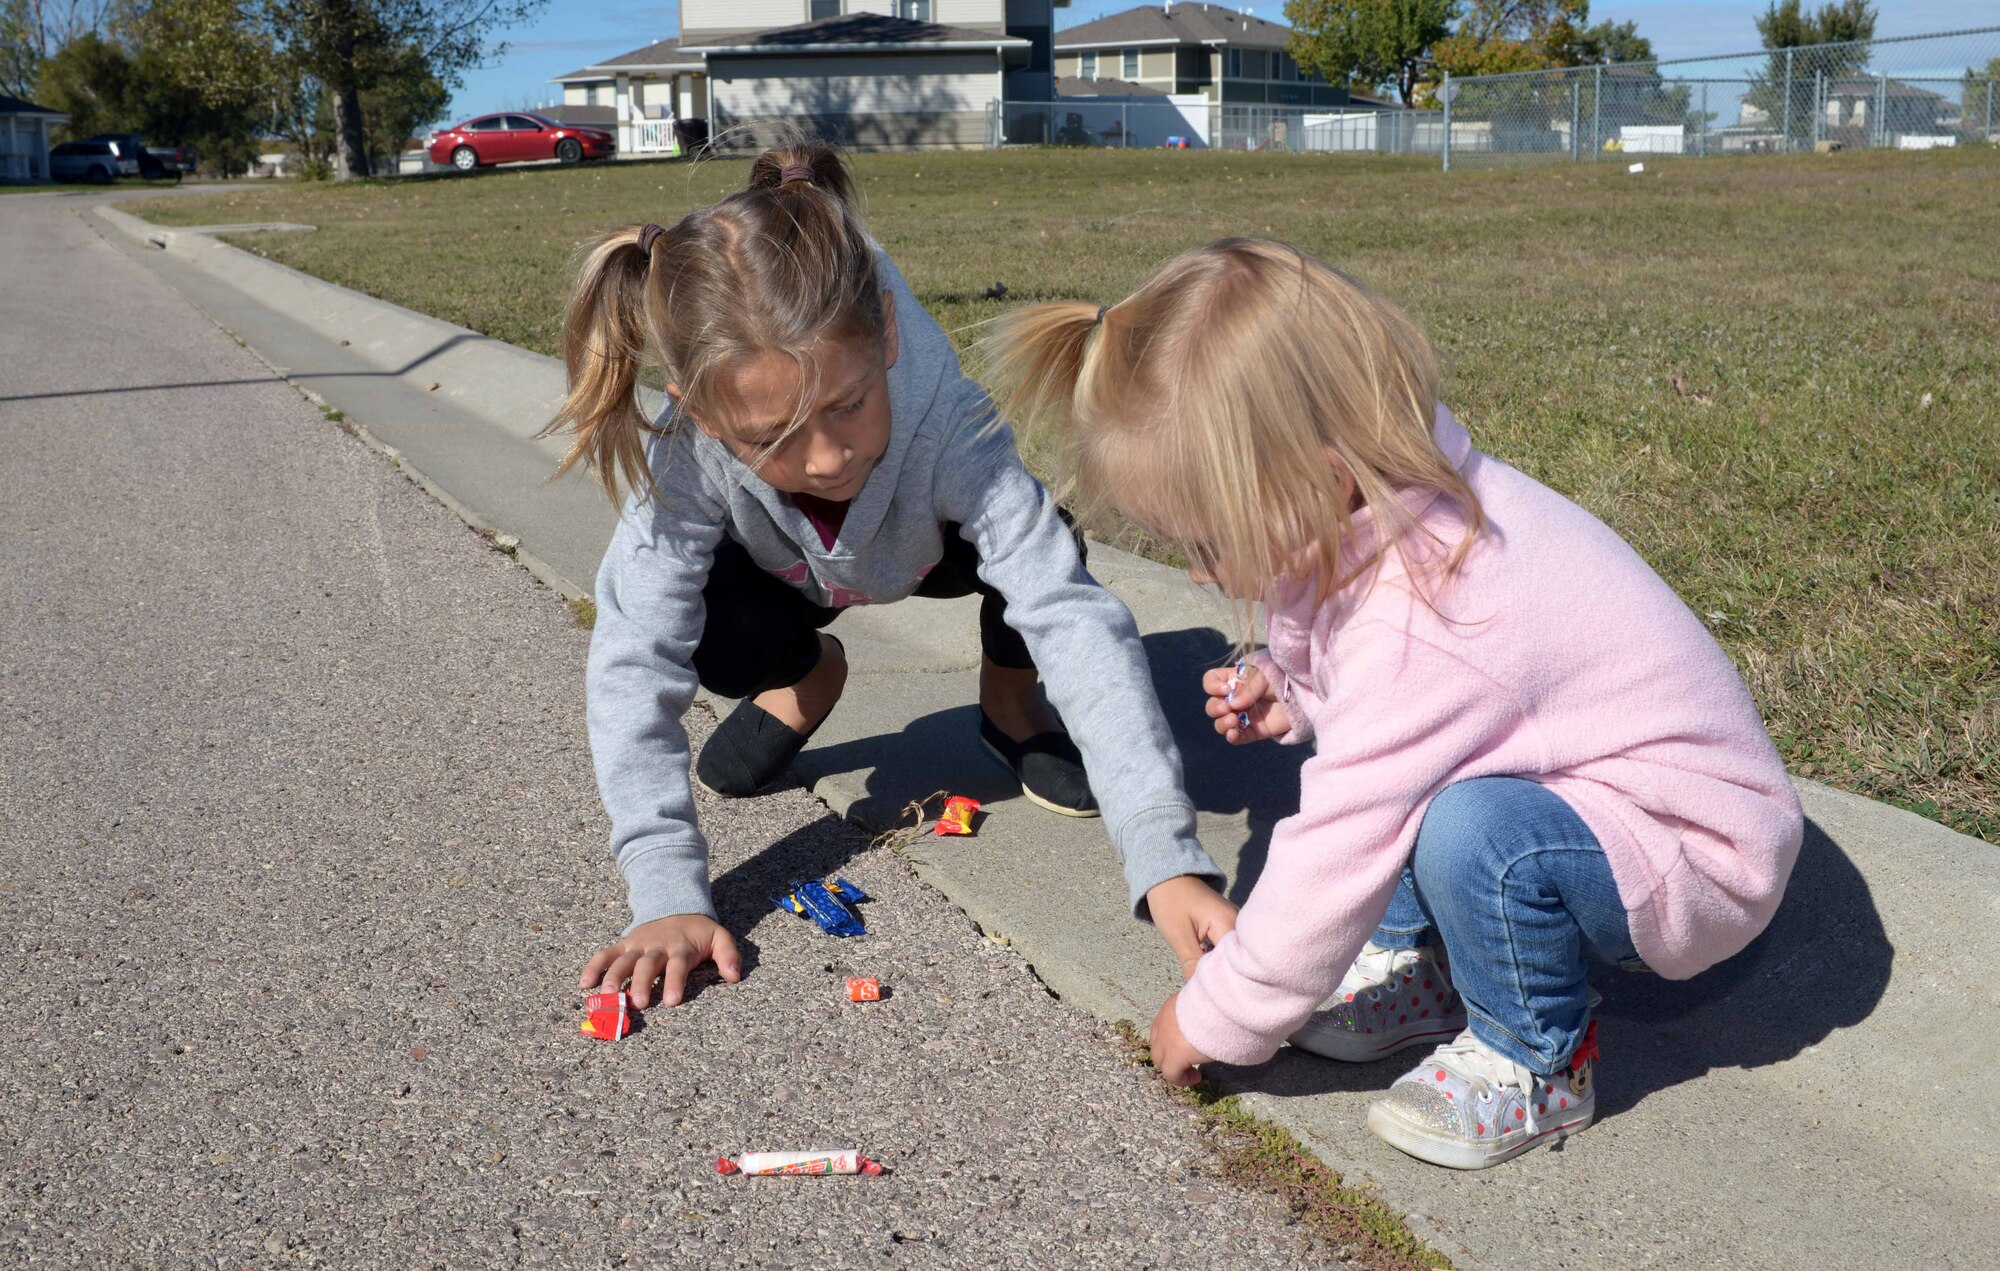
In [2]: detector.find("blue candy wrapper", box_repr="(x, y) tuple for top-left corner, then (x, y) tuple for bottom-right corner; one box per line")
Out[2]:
(772, 877), (870, 937)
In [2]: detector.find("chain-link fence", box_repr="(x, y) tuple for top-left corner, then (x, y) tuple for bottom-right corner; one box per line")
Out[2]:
(991, 99), (1443, 155)
(1438, 25), (2000, 169)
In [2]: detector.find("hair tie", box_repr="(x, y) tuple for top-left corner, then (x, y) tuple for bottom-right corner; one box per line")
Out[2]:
(636, 222), (665, 256)
(779, 162), (815, 187)
(1094, 304), (1109, 326)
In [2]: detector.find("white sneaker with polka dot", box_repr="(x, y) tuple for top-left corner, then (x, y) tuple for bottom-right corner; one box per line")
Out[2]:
(1288, 941), (1468, 1063)
(1366, 1026), (1598, 1170)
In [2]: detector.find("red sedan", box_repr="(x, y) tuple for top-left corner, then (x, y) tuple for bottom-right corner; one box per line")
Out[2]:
(428, 113), (614, 172)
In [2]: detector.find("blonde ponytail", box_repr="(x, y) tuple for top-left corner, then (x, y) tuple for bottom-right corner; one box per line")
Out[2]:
(546, 225), (664, 504)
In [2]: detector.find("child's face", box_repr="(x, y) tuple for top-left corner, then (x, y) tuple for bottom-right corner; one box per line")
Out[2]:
(683, 293), (899, 501)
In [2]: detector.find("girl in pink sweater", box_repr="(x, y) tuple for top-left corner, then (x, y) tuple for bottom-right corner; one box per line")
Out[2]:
(985, 238), (1804, 1170)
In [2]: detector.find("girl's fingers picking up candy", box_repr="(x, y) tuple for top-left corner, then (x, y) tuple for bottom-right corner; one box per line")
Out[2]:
(577, 943), (621, 991)
(657, 949), (695, 1007)
(624, 950), (662, 1008)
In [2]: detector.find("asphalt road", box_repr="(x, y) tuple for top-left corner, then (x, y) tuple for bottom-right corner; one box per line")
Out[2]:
(0, 192), (1330, 1268)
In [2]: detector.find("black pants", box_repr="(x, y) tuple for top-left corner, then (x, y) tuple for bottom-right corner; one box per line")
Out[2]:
(692, 518), (1085, 699)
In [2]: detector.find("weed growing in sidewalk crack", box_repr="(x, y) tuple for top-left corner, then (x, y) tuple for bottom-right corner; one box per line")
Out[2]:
(567, 598), (596, 629)
(1113, 1021), (1452, 1270)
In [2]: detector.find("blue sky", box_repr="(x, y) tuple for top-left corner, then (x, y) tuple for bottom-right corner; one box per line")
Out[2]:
(449, 2), (1992, 120)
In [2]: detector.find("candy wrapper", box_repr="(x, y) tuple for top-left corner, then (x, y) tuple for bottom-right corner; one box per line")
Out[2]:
(715, 1150), (884, 1177)
(934, 795), (980, 837)
(772, 877), (870, 937)
(578, 989), (631, 1041)
(845, 977), (881, 1002)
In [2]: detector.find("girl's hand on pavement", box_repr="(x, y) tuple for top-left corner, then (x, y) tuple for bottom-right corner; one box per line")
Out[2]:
(578, 914), (742, 1008)
(1145, 874), (1238, 979)
(1202, 661), (1290, 745)
(1149, 991), (1213, 1087)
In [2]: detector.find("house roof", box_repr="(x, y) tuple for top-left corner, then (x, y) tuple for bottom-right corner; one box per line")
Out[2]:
(556, 37), (703, 81)
(0, 92), (69, 118)
(1827, 73), (1945, 100)
(1056, 75), (1170, 97)
(1056, 3), (1293, 52)
(682, 14), (1028, 55)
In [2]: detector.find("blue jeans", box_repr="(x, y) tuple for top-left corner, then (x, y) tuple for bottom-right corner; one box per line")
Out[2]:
(1374, 777), (1640, 1075)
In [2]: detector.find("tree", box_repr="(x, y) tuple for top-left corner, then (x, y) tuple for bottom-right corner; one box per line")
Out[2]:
(359, 42), (446, 169)
(2, 1), (42, 97)
(1284, 1), (1459, 109)
(1430, 0), (1590, 81)
(1747, 1), (1876, 146)
(261, 1), (546, 181)
(33, 28), (133, 136)
(1573, 18), (1649, 65)
(1964, 56), (2000, 137)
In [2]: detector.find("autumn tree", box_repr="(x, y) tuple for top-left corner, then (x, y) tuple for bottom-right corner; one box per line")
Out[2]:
(1284, 1), (1459, 109)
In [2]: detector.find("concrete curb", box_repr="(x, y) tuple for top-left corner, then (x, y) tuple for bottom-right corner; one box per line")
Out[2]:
(94, 204), (583, 449)
(97, 197), (2000, 1271)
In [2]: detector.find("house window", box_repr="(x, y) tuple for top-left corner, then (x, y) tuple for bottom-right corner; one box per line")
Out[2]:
(1080, 50), (1097, 79)
(1225, 48), (1242, 79)
(809, 0), (840, 19)
(584, 84), (600, 106)
(897, 0), (930, 19)
(1123, 48), (1139, 79)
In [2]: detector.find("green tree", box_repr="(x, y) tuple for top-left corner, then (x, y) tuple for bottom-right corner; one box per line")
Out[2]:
(1964, 56), (2000, 138)
(359, 42), (446, 169)
(261, 1), (546, 181)
(1284, 0), (1459, 109)
(2, 0), (43, 97)
(34, 29), (134, 137)
(1573, 17), (1649, 65)
(1748, 1), (1876, 146)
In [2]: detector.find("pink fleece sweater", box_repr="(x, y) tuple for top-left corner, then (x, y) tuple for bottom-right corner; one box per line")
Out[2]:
(1173, 407), (1804, 1069)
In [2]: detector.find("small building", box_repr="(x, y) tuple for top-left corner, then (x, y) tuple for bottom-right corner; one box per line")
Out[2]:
(1, 94), (70, 184)
(1054, 2), (1355, 108)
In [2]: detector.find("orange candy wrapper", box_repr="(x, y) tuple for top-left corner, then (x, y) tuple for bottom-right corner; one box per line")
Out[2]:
(934, 795), (980, 837)
(845, 977), (881, 1002)
(578, 989), (632, 1040)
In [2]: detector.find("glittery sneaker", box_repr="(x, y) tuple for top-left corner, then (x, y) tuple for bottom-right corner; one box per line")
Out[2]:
(1288, 942), (1467, 1062)
(1366, 1023), (1599, 1170)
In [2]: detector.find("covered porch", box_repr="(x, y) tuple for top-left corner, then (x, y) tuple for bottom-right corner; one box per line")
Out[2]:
(0, 95), (70, 184)
(553, 40), (708, 158)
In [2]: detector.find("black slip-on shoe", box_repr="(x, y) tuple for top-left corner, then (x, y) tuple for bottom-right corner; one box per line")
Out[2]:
(695, 638), (841, 798)
(978, 713), (1100, 818)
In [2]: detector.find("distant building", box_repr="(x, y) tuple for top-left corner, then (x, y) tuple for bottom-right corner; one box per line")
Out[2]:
(1, 94), (69, 184)
(553, 2), (1064, 153)
(1053, 2), (1356, 108)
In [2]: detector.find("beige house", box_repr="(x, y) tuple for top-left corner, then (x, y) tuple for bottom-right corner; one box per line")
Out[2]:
(1055, 2), (1355, 107)
(555, 2), (1063, 153)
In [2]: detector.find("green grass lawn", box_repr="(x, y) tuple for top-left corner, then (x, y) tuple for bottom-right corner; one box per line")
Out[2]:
(133, 149), (2000, 842)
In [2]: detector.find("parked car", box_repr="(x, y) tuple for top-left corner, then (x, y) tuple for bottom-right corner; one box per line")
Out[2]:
(49, 140), (129, 183)
(84, 133), (178, 179)
(146, 144), (194, 177)
(427, 113), (614, 172)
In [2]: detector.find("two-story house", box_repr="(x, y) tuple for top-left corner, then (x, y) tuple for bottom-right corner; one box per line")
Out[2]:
(1054, 3), (1355, 109)
(554, 2), (1064, 152)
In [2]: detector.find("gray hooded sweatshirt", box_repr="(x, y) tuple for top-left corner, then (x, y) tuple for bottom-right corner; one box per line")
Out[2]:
(588, 253), (1221, 930)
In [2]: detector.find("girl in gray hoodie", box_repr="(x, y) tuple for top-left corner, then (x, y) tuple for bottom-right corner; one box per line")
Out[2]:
(548, 143), (1232, 1010)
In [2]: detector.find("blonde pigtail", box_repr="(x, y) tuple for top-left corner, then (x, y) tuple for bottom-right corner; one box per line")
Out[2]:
(545, 226), (664, 505)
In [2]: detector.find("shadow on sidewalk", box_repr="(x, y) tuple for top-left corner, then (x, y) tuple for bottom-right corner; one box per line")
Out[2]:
(1214, 818), (1894, 1122)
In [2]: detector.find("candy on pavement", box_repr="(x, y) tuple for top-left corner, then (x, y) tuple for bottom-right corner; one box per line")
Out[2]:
(578, 988), (631, 1040)
(934, 795), (980, 837)
(715, 1151), (884, 1176)
(846, 977), (881, 1002)
(772, 876), (870, 937)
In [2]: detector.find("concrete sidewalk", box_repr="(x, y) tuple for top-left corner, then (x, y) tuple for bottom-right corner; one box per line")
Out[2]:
(86, 201), (2000, 1269)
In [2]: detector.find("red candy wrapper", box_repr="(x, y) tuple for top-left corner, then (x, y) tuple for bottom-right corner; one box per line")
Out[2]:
(578, 989), (631, 1041)
(716, 1151), (884, 1176)
(934, 795), (980, 837)
(846, 977), (881, 1002)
